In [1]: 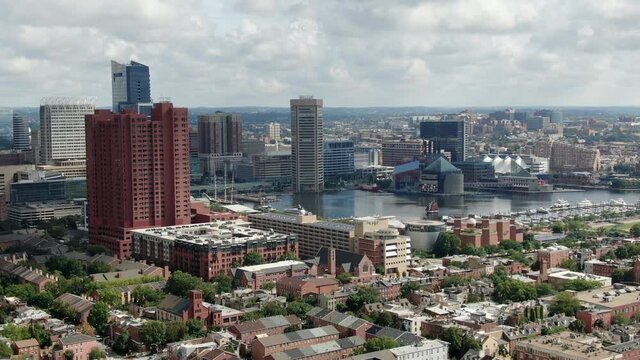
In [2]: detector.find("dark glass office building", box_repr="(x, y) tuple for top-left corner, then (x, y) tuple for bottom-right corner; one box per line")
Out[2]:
(10, 178), (87, 204)
(111, 60), (151, 113)
(420, 120), (467, 162)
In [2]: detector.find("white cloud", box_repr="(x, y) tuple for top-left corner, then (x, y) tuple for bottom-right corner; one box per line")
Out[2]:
(0, 0), (639, 107)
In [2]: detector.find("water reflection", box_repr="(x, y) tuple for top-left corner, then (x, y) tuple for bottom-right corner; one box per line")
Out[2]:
(269, 189), (640, 221)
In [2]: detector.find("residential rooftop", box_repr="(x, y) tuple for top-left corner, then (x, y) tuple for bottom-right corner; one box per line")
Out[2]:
(514, 331), (616, 360)
(255, 325), (338, 347)
(248, 212), (356, 232)
(237, 260), (306, 273)
(267, 336), (365, 360)
(575, 285), (640, 309)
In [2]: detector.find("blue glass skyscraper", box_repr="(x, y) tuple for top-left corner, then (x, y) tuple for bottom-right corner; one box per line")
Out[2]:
(111, 60), (151, 113)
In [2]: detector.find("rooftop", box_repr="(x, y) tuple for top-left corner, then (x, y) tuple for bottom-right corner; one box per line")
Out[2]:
(59, 333), (96, 346)
(255, 325), (338, 347)
(268, 336), (365, 360)
(575, 285), (640, 309)
(229, 315), (301, 334)
(131, 220), (292, 247)
(515, 331), (616, 360)
(237, 260), (306, 273)
(248, 213), (355, 232)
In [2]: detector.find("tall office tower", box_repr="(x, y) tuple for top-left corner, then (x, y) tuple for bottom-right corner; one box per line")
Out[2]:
(420, 119), (467, 162)
(12, 113), (30, 150)
(291, 96), (324, 193)
(0, 107), (12, 149)
(197, 113), (242, 177)
(39, 97), (95, 164)
(86, 102), (191, 258)
(111, 60), (151, 113)
(266, 122), (281, 141)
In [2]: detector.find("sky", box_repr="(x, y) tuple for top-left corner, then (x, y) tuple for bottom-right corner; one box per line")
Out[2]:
(1, 0), (640, 108)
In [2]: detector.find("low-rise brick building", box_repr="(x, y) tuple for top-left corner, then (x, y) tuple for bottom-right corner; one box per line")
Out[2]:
(251, 325), (339, 360)
(228, 315), (302, 343)
(307, 307), (373, 338)
(232, 261), (310, 290)
(276, 277), (339, 299)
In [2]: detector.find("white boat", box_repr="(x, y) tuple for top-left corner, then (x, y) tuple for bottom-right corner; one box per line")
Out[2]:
(537, 208), (550, 214)
(551, 199), (570, 209)
(577, 199), (593, 208)
(610, 199), (627, 206)
(527, 209), (537, 215)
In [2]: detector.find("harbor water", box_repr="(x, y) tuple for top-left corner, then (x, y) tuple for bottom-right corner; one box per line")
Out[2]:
(267, 189), (640, 221)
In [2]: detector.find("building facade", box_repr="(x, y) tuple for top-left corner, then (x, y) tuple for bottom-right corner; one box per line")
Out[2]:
(131, 221), (298, 280)
(420, 119), (467, 162)
(198, 113), (243, 177)
(248, 212), (355, 259)
(86, 102), (191, 258)
(265, 122), (281, 142)
(12, 113), (30, 150)
(39, 97), (95, 164)
(111, 60), (151, 113)
(381, 140), (424, 166)
(291, 97), (324, 192)
(358, 228), (410, 277)
(323, 140), (355, 179)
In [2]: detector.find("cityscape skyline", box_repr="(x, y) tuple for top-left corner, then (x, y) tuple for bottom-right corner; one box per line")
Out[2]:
(2, 1), (640, 107)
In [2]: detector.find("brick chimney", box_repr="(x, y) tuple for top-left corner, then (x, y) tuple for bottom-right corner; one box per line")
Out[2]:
(539, 259), (549, 283)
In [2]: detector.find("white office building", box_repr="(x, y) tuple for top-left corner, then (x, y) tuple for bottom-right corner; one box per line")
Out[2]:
(39, 97), (95, 164)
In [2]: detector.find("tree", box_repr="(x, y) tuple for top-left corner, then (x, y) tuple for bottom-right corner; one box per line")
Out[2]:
(29, 291), (54, 309)
(499, 240), (523, 251)
(5, 284), (36, 301)
(364, 337), (398, 352)
(346, 287), (380, 312)
(97, 288), (121, 307)
(165, 271), (201, 297)
(336, 273), (352, 284)
(186, 319), (205, 337)
(86, 261), (112, 274)
(558, 259), (579, 272)
(374, 312), (393, 327)
(89, 347), (106, 359)
(165, 321), (187, 344)
(30, 323), (51, 348)
(558, 279), (601, 292)
(613, 314), (631, 325)
(47, 225), (67, 239)
(140, 321), (167, 349)
(433, 232), (461, 257)
(630, 223), (640, 237)
(286, 300), (312, 318)
(441, 275), (470, 288)
(569, 319), (585, 333)
(400, 282), (420, 298)
(612, 268), (627, 284)
(45, 256), (86, 278)
(277, 251), (300, 261)
(0, 341), (12, 357)
(132, 285), (163, 307)
(88, 302), (109, 336)
(213, 272), (233, 294)
(536, 283), (557, 297)
(493, 279), (537, 303)
(243, 252), (264, 266)
(549, 293), (582, 316)
(262, 302), (287, 317)
(1, 324), (31, 341)
(112, 332), (132, 355)
(64, 350), (75, 360)
(551, 222), (565, 234)
(441, 327), (473, 359)
(261, 282), (276, 291)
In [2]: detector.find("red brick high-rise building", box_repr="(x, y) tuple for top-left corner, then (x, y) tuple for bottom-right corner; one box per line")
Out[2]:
(85, 102), (191, 258)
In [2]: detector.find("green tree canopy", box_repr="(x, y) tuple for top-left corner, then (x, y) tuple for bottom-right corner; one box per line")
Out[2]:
(88, 302), (109, 336)
(140, 320), (167, 349)
(243, 252), (264, 266)
(336, 273), (352, 284)
(364, 337), (399, 353)
(493, 279), (537, 303)
(132, 285), (163, 307)
(286, 300), (312, 318)
(277, 251), (300, 261)
(213, 272), (233, 294)
(433, 232), (461, 258)
(164, 271), (201, 297)
(558, 279), (601, 292)
(89, 347), (106, 360)
(346, 287), (380, 312)
(112, 332), (133, 355)
(400, 282), (420, 298)
(631, 224), (640, 237)
(45, 256), (86, 278)
(549, 292), (582, 316)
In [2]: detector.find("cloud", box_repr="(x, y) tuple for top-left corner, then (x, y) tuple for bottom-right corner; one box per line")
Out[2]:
(0, 0), (640, 107)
